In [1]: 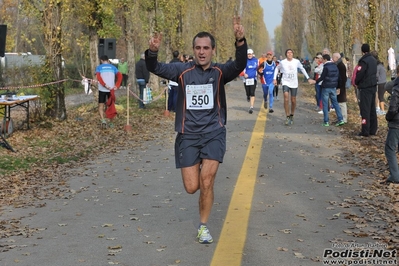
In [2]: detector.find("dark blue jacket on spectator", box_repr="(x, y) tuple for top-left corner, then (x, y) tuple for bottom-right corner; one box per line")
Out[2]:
(317, 61), (339, 88)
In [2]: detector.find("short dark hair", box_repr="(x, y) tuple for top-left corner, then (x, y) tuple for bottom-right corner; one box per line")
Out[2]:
(322, 54), (331, 61)
(371, 50), (378, 60)
(285, 49), (293, 56)
(192, 32), (216, 49)
(100, 55), (109, 61)
(361, 43), (370, 53)
(172, 50), (179, 58)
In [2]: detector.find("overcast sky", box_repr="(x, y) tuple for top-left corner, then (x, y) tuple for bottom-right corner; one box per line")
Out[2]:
(258, 0), (283, 39)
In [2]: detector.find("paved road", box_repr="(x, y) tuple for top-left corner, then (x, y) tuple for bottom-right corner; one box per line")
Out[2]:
(0, 80), (383, 266)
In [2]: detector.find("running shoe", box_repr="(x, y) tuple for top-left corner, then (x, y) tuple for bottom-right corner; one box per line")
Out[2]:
(376, 109), (386, 116)
(335, 120), (345, 126)
(264, 101), (268, 109)
(269, 109), (274, 113)
(322, 122), (329, 127)
(197, 225), (213, 244)
(318, 110), (323, 114)
(289, 116), (294, 125)
(285, 117), (290, 125)
(101, 119), (107, 129)
(249, 107), (253, 114)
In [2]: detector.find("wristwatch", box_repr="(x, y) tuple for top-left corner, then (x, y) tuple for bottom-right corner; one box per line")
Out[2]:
(236, 37), (245, 42)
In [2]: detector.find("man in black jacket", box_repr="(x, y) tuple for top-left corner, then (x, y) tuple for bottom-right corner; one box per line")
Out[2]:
(145, 17), (247, 244)
(135, 53), (150, 109)
(355, 43), (378, 136)
(383, 68), (399, 185)
(333, 53), (348, 123)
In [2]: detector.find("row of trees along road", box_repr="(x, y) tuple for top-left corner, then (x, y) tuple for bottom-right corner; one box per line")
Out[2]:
(1, 0), (399, 120)
(275, 0), (399, 64)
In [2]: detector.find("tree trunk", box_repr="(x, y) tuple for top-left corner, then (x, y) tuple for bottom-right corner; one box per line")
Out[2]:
(44, 55), (67, 120)
(42, 0), (67, 120)
(89, 29), (99, 103)
(127, 39), (136, 93)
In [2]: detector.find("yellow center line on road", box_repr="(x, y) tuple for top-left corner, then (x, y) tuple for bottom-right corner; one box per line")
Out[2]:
(211, 108), (268, 266)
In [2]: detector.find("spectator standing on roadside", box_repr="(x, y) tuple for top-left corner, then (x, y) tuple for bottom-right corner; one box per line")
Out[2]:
(310, 56), (317, 76)
(274, 49), (315, 126)
(316, 54), (345, 127)
(95, 55), (122, 126)
(382, 67), (399, 185)
(314, 53), (324, 113)
(371, 51), (387, 115)
(303, 58), (311, 82)
(355, 43), (378, 137)
(135, 53), (150, 109)
(118, 58), (128, 89)
(343, 57), (352, 90)
(332, 52), (348, 123)
(145, 17), (247, 244)
(346, 57), (353, 78)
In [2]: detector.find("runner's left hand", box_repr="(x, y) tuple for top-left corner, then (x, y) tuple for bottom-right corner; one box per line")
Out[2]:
(233, 16), (245, 40)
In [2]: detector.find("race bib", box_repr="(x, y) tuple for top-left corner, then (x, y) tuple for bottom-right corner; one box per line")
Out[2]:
(245, 78), (255, 86)
(186, 84), (214, 110)
(286, 73), (295, 80)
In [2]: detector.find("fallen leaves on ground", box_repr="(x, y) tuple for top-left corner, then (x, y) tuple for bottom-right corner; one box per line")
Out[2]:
(303, 87), (399, 250)
(0, 93), (174, 245)
(1, 86), (398, 255)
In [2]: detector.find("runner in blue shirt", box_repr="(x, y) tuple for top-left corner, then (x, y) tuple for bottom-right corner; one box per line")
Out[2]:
(258, 50), (276, 113)
(244, 49), (258, 114)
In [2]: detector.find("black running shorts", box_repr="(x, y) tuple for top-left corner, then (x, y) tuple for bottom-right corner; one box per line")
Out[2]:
(174, 127), (226, 168)
(99, 91), (110, 103)
(245, 80), (257, 97)
(282, 85), (298, 97)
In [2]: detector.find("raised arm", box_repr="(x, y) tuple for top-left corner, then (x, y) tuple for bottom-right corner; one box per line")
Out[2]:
(233, 16), (245, 47)
(149, 32), (163, 53)
(222, 16), (247, 83)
